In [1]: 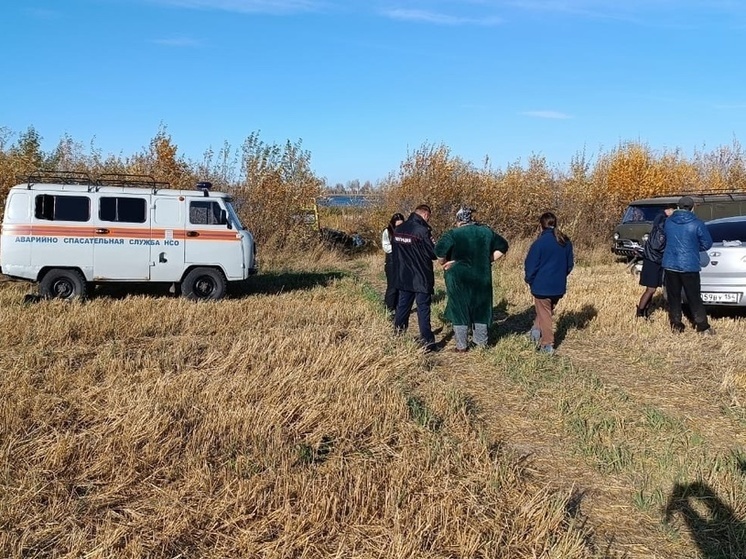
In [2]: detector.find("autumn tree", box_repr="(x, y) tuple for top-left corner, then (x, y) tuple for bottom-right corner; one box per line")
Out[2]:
(234, 132), (323, 246)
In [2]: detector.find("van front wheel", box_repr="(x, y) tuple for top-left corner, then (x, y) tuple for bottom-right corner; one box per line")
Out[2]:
(39, 269), (88, 300)
(181, 267), (227, 300)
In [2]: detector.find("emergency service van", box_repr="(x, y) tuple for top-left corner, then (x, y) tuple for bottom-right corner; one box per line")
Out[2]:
(0, 172), (257, 300)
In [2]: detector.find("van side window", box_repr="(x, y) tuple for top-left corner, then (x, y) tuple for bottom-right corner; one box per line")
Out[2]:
(100, 197), (147, 223)
(189, 201), (225, 225)
(34, 194), (90, 222)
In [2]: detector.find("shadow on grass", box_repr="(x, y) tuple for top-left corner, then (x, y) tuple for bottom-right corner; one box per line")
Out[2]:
(706, 306), (746, 320)
(648, 292), (668, 316)
(665, 481), (746, 558)
(555, 304), (598, 346)
(488, 300), (597, 349)
(435, 327), (454, 349)
(234, 271), (348, 296)
(654, 292), (746, 322)
(70, 271), (349, 300)
(89, 283), (176, 300)
(489, 298), (534, 344)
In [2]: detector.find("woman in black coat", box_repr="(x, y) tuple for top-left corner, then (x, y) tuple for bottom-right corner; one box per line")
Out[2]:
(636, 204), (676, 318)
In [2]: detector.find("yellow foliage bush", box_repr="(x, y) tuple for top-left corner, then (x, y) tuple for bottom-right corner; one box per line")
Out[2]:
(382, 140), (746, 246)
(2, 127), (746, 247)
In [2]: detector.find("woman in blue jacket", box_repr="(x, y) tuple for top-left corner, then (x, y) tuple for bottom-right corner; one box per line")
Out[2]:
(524, 212), (574, 355)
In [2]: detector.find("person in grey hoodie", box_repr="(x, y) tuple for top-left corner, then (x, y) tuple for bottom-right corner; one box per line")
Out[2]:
(661, 196), (714, 334)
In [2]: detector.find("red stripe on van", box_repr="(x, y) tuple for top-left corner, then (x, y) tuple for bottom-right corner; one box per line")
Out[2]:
(2, 224), (240, 241)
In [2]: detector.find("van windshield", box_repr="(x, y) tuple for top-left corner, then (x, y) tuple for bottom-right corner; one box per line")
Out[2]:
(622, 205), (668, 223)
(225, 200), (245, 230)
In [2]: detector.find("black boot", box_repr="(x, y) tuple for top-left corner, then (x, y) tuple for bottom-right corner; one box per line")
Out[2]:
(636, 306), (646, 318)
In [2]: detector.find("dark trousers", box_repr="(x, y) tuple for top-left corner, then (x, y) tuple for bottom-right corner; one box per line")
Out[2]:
(384, 253), (399, 313)
(394, 290), (434, 345)
(665, 270), (710, 331)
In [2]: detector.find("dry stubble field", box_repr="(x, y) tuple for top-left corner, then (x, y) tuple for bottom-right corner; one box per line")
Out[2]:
(1, 242), (746, 559)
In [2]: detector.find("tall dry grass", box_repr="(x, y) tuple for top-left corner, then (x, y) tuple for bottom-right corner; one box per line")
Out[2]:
(0, 253), (596, 558)
(3, 237), (746, 557)
(355, 236), (746, 557)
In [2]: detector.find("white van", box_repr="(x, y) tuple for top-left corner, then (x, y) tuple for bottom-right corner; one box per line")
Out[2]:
(0, 172), (257, 300)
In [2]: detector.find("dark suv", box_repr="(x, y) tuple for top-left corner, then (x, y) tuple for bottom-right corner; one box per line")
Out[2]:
(612, 192), (746, 258)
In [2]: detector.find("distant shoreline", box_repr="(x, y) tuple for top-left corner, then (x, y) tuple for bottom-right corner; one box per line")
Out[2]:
(316, 195), (380, 208)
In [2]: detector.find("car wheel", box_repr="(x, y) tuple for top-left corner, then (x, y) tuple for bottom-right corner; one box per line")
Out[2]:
(39, 269), (88, 300)
(181, 267), (227, 300)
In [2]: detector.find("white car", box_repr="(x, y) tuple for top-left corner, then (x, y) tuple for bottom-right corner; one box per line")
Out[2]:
(698, 216), (746, 306)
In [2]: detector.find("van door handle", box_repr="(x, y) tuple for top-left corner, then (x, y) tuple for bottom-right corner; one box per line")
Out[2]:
(186, 231), (199, 237)
(95, 228), (110, 234)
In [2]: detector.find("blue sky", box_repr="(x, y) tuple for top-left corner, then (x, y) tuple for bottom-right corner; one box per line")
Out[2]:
(2, 1), (745, 186)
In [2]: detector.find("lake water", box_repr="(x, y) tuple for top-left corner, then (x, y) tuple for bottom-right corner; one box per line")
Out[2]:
(316, 195), (380, 208)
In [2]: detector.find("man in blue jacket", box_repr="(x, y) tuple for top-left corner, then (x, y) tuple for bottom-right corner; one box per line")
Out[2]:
(392, 204), (439, 352)
(661, 196), (714, 335)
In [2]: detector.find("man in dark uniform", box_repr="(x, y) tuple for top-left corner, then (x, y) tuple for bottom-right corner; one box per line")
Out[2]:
(392, 204), (439, 352)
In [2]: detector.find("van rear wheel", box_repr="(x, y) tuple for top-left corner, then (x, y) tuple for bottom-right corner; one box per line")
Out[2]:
(181, 267), (227, 300)
(39, 269), (88, 300)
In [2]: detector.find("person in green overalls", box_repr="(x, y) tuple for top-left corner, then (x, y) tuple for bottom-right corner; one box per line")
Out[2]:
(435, 207), (509, 352)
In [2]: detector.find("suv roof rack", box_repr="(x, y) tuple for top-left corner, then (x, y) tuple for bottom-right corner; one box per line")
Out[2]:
(21, 170), (95, 188)
(95, 173), (171, 193)
(652, 188), (746, 200)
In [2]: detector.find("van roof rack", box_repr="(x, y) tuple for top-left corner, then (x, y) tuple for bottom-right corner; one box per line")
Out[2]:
(18, 170), (173, 193)
(21, 170), (95, 188)
(95, 173), (171, 193)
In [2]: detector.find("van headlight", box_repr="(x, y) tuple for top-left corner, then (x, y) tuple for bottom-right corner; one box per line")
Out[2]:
(613, 232), (620, 240)
(641, 233), (649, 244)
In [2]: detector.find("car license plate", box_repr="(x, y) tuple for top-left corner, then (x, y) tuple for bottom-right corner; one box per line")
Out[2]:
(701, 292), (740, 304)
